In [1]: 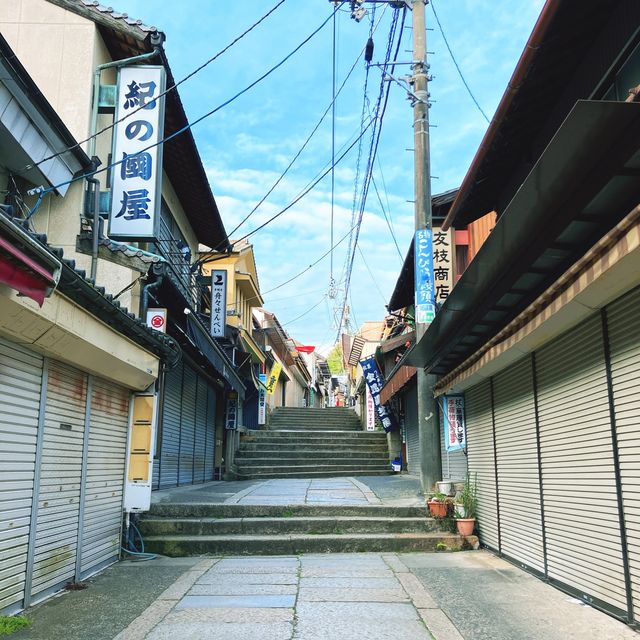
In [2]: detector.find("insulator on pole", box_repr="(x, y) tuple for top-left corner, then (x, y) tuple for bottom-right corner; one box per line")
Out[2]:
(365, 37), (374, 63)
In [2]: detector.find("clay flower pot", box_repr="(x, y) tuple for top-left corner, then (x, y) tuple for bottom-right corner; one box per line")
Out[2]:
(456, 518), (475, 536)
(428, 501), (447, 518)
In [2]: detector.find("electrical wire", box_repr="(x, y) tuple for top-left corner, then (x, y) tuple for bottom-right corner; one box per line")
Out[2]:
(430, 0), (490, 123)
(26, 8), (338, 213)
(356, 245), (387, 303)
(21, 0), (289, 173)
(281, 295), (328, 326)
(371, 175), (403, 260)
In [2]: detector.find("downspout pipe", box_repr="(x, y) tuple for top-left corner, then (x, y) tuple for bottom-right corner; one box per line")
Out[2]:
(141, 274), (164, 321)
(86, 156), (101, 282)
(442, 0), (562, 231)
(88, 31), (166, 158)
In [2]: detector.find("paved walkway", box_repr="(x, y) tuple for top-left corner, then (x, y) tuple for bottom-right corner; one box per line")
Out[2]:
(151, 476), (425, 508)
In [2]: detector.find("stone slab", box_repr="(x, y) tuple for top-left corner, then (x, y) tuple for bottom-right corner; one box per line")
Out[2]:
(176, 594), (296, 609)
(299, 577), (400, 589)
(190, 583), (298, 596)
(146, 621), (293, 640)
(197, 572), (298, 585)
(418, 608), (465, 640)
(297, 587), (408, 603)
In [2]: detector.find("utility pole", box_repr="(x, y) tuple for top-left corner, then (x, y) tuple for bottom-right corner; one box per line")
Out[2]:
(333, 0), (442, 492)
(410, 0), (442, 494)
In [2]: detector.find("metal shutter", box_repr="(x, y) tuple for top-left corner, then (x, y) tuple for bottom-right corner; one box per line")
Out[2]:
(466, 379), (499, 550)
(193, 375), (207, 484)
(31, 361), (87, 601)
(0, 339), (43, 613)
(404, 381), (420, 476)
(439, 407), (467, 481)
(179, 365), (197, 485)
(536, 315), (626, 613)
(80, 378), (129, 577)
(493, 358), (544, 573)
(204, 386), (216, 481)
(606, 287), (640, 620)
(158, 362), (182, 489)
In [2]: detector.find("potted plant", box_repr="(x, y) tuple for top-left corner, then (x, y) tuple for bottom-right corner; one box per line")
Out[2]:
(427, 492), (449, 518)
(436, 480), (453, 496)
(455, 473), (477, 536)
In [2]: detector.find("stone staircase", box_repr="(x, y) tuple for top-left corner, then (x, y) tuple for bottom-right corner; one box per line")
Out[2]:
(139, 503), (478, 556)
(234, 407), (392, 480)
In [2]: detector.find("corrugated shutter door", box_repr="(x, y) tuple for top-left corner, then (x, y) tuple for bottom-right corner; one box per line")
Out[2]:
(536, 315), (626, 613)
(440, 409), (467, 481)
(193, 375), (207, 484)
(493, 358), (544, 573)
(404, 382), (420, 476)
(179, 365), (197, 485)
(465, 379), (499, 550)
(80, 378), (129, 577)
(204, 386), (216, 481)
(31, 361), (87, 600)
(606, 287), (640, 621)
(158, 363), (182, 489)
(0, 339), (43, 613)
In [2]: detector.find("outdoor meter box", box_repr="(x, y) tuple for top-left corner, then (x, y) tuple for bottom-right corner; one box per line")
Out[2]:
(124, 392), (158, 512)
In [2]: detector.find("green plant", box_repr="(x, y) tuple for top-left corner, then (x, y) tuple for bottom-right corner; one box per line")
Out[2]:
(459, 473), (478, 520)
(0, 615), (31, 636)
(428, 491), (448, 503)
(435, 542), (448, 551)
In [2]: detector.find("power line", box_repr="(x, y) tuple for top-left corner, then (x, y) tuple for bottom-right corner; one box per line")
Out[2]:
(430, 0), (490, 123)
(281, 295), (328, 326)
(27, 8), (338, 215)
(371, 175), (403, 261)
(21, 0), (288, 173)
(356, 245), (387, 303)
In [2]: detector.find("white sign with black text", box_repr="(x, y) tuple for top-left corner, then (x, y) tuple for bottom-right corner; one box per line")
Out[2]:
(109, 66), (166, 241)
(211, 269), (227, 337)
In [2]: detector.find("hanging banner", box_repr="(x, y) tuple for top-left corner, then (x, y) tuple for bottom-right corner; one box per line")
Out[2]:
(440, 394), (466, 452)
(266, 361), (282, 395)
(360, 355), (395, 432)
(258, 373), (267, 425)
(414, 228), (436, 324)
(365, 386), (376, 431)
(432, 227), (455, 305)
(109, 65), (166, 241)
(210, 269), (227, 337)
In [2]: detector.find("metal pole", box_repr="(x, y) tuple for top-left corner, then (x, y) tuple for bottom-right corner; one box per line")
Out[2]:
(412, 0), (442, 494)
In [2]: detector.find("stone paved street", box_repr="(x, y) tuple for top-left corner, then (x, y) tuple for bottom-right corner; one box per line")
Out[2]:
(11, 477), (639, 640)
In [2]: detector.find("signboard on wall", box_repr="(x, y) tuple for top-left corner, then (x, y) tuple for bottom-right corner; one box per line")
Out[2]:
(432, 227), (455, 305)
(258, 373), (267, 425)
(211, 269), (227, 337)
(225, 392), (238, 430)
(440, 394), (466, 452)
(365, 386), (376, 431)
(109, 65), (166, 241)
(146, 308), (167, 333)
(360, 355), (395, 433)
(414, 228), (435, 324)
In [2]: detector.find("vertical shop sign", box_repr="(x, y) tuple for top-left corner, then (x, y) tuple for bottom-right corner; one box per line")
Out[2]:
(440, 394), (466, 452)
(211, 269), (227, 337)
(225, 392), (238, 430)
(360, 355), (395, 432)
(432, 227), (455, 305)
(109, 66), (166, 240)
(414, 228), (435, 324)
(258, 373), (267, 425)
(145, 307), (167, 333)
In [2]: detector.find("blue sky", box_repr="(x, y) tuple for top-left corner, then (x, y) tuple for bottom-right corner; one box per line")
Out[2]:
(116, 0), (544, 349)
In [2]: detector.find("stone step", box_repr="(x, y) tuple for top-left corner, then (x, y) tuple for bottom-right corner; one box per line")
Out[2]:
(237, 443), (388, 453)
(235, 469), (394, 480)
(241, 432), (385, 442)
(267, 425), (362, 431)
(142, 532), (478, 556)
(148, 504), (430, 518)
(139, 516), (441, 536)
(236, 462), (391, 474)
(236, 450), (389, 460)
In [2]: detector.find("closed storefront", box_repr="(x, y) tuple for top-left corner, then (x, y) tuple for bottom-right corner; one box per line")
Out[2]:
(439, 408), (467, 482)
(404, 381), (420, 476)
(464, 287), (640, 622)
(0, 339), (133, 614)
(154, 358), (218, 490)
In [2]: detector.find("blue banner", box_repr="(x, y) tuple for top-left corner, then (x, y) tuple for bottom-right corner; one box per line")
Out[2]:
(414, 228), (435, 324)
(361, 355), (395, 432)
(440, 395), (466, 452)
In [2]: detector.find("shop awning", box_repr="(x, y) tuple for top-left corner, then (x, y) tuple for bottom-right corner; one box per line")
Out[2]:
(379, 364), (416, 405)
(0, 232), (59, 306)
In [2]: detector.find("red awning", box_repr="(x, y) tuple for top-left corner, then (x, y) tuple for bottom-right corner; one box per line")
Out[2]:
(379, 365), (417, 405)
(0, 236), (56, 306)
